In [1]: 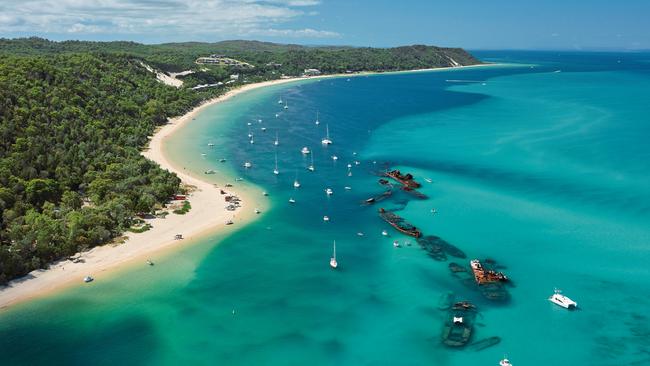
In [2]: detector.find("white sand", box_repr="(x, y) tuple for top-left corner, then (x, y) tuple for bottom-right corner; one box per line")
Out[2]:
(0, 63), (499, 311)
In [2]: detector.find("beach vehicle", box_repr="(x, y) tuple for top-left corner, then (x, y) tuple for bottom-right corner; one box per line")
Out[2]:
(84, 276), (94, 283)
(301, 146), (310, 155)
(500, 359), (513, 366)
(393, 240), (400, 248)
(274, 132), (279, 146)
(549, 289), (577, 309)
(321, 124), (333, 145)
(315, 110), (320, 125)
(289, 198), (296, 204)
(308, 154), (315, 171)
(441, 301), (476, 347)
(323, 216), (330, 222)
(243, 161), (252, 169)
(273, 152), (280, 175)
(325, 188), (333, 196)
(330, 241), (338, 269)
(378, 208), (422, 238)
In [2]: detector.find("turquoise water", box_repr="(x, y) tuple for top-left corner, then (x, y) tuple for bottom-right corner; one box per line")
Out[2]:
(1, 51), (650, 365)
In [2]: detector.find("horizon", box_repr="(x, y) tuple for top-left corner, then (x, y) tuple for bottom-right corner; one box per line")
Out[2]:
(1, 1), (648, 50)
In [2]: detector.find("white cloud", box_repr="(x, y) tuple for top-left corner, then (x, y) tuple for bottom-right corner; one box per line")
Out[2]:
(0, 0), (339, 40)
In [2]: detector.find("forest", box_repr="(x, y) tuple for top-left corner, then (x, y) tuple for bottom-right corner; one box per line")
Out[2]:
(0, 38), (481, 283)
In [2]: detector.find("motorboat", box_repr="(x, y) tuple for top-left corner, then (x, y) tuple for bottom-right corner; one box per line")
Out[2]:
(84, 276), (94, 283)
(331, 155), (338, 161)
(500, 359), (513, 366)
(254, 208), (261, 214)
(293, 180), (301, 188)
(243, 162), (252, 168)
(393, 240), (400, 248)
(549, 289), (577, 309)
(344, 186), (352, 190)
(381, 230), (389, 236)
(323, 216), (330, 222)
(289, 198), (296, 204)
(325, 188), (333, 196)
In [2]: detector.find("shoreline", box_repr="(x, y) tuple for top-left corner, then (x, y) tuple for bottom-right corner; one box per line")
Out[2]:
(0, 62), (499, 311)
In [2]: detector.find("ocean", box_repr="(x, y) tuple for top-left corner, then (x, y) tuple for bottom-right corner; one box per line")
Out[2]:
(1, 51), (649, 365)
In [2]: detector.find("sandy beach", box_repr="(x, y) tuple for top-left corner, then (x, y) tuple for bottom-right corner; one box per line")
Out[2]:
(0, 63), (496, 311)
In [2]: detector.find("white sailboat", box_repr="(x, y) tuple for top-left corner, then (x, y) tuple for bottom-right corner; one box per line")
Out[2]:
(284, 101), (289, 110)
(321, 124), (332, 145)
(293, 171), (301, 188)
(274, 132), (279, 146)
(315, 110), (320, 125)
(301, 146), (311, 155)
(308, 153), (315, 171)
(273, 152), (279, 175)
(278, 98), (283, 104)
(330, 241), (338, 269)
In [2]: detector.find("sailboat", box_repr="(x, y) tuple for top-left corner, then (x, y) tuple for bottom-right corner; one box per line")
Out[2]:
(307, 153), (315, 171)
(315, 110), (320, 125)
(273, 152), (279, 175)
(274, 132), (279, 146)
(293, 171), (301, 188)
(330, 240), (338, 269)
(278, 98), (283, 104)
(321, 124), (332, 145)
(284, 101), (289, 110)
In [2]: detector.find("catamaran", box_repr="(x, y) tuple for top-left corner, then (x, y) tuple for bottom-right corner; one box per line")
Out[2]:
(315, 110), (320, 125)
(273, 152), (279, 175)
(330, 241), (338, 269)
(321, 124), (332, 145)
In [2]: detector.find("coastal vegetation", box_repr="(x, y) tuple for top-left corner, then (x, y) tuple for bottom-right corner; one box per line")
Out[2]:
(0, 37), (480, 284)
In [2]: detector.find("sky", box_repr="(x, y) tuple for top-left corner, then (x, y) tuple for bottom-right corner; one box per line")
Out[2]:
(0, 0), (648, 50)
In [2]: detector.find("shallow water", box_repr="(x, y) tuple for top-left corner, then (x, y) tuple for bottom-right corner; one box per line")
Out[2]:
(1, 51), (649, 365)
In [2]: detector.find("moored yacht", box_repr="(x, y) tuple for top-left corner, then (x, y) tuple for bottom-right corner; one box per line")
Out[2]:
(499, 359), (513, 366)
(274, 132), (279, 146)
(293, 180), (301, 188)
(301, 146), (311, 155)
(315, 110), (320, 125)
(330, 240), (338, 269)
(244, 161), (252, 169)
(289, 198), (296, 204)
(321, 124), (332, 145)
(325, 188), (333, 196)
(549, 289), (577, 309)
(273, 152), (279, 175)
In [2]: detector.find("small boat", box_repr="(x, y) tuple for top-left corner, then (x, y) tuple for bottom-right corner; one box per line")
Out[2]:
(261, 127), (267, 132)
(204, 169), (216, 174)
(354, 161), (360, 165)
(301, 147), (311, 155)
(207, 142), (215, 147)
(274, 132), (279, 146)
(225, 220), (234, 225)
(278, 98), (283, 104)
(247, 122), (252, 126)
(146, 259), (154, 266)
(321, 124), (333, 145)
(331, 155), (338, 161)
(381, 230), (389, 237)
(344, 186), (352, 190)
(293, 180), (301, 188)
(315, 111), (320, 125)
(424, 178), (433, 183)
(347, 163), (352, 168)
(308, 154), (315, 172)
(262, 191), (269, 196)
(235, 177), (243, 181)
(243, 162), (252, 169)
(500, 359), (513, 366)
(289, 198), (296, 204)
(258, 119), (262, 123)
(201, 153), (207, 156)
(330, 240), (338, 269)
(275, 113), (280, 118)
(323, 216), (330, 222)
(393, 240), (400, 248)
(325, 188), (333, 196)
(549, 289), (577, 309)
(357, 232), (364, 236)
(254, 208), (261, 214)
(219, 158), (227, 163)
(83, 276), (94, 283)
